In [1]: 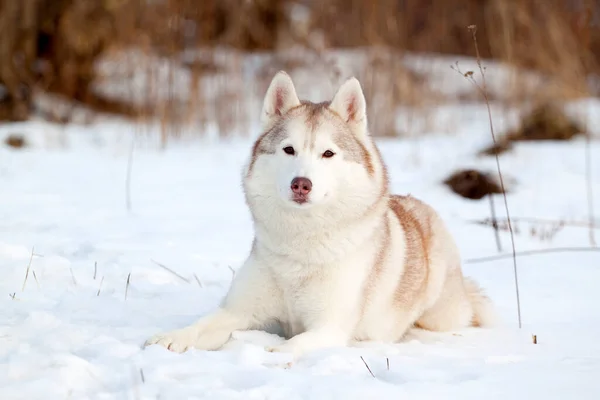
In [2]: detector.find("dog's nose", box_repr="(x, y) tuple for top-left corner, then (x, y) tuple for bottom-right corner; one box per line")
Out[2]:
(291, 177), (312, 195)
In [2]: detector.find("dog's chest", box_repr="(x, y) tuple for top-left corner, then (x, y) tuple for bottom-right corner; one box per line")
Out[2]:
(270, 261), (328, 332)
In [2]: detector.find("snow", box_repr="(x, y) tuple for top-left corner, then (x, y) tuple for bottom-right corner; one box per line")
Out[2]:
(2, 55), (600, 399)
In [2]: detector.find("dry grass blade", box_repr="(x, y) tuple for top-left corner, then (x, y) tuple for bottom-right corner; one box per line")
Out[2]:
(150, 259), (190, 283)
(21, 246), (35, 292)
(125, 273), (131, 300)
(97, 276), (104, 296)
(70, 268), (78, 286)
(94, 261), (97, 280)
(193, 274), (203, 288)
(359, 356), (375, 378)
(32, 270), (39, 289)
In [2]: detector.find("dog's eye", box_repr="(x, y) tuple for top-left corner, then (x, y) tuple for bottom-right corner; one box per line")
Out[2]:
(322, 150), (335, 158)
(283, 146), (295, 155)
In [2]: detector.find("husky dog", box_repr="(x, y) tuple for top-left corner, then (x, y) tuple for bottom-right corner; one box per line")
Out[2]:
(144, 71), (496, 358)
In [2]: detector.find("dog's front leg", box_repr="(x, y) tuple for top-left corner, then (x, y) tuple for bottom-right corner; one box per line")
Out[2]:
(265, 274), (359, 358)
(144, 307), (249, 352)
(145, 254), (280, 353)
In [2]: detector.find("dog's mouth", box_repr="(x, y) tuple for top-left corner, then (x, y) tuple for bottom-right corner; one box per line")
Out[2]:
(291, 194), (309, 205)
(289, 192), (328, 206)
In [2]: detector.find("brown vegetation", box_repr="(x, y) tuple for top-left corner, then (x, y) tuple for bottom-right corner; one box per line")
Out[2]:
(4, 133), (27, 149)
(0, 0), (598, 136)
(480, 103), (584, 155)
(443, 169), (505, 200)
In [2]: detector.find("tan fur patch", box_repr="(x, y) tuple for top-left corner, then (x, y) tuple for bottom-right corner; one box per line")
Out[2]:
(389, 195), (430, 307)
(246, 121), (287, 177)
(360, 213), (391, 315)
(333, 129), (375, 176)
(301, 100), (330, 134)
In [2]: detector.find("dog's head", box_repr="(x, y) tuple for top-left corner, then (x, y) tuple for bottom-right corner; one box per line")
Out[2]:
(243, 71), (388, 223)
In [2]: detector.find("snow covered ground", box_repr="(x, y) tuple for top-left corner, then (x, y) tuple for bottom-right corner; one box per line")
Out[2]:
(2, 71), (600, 398)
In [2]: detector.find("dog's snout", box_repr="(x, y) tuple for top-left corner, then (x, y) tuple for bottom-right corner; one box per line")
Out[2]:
(291, 177), (312, 195)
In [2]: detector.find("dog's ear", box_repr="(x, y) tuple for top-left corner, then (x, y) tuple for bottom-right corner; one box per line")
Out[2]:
(261, 71), (301, 129)
(329, 77), (367, 134)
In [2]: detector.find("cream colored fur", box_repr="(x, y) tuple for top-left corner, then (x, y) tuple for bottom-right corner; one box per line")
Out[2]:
(144, 71), (497, 358)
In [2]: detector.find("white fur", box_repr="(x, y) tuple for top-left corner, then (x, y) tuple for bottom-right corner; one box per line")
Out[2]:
(144, 71), (497, 359)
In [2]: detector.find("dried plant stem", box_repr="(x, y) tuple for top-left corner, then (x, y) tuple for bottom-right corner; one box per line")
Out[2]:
(488, 195), (502, 252)
(150, 259), (190, 283)
(70, 268), (78, 286)
(21, 246), (35, 292)
(585, 130), (596, 246)
(125, 273), (131, 300)
(460, 25), (521, 329)
(360, 356), (375, 378)
(97, 276), (104, 296)
(465, 246), (600, 264)
(579, 1), (596, 247)
(94, 261), (97, 280)
(32, 270), (39, 289)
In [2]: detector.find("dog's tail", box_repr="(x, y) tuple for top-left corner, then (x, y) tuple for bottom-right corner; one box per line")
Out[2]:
(463, 277), (499, 328)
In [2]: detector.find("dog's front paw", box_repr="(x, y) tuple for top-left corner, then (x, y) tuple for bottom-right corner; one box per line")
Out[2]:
(265, 342), (302, 357)
(144, 328), (198, 353)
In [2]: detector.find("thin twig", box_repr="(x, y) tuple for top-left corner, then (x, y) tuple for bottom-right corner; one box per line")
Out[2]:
(21, 246), (35, 292)
(580, 3), (596, 247)
(585, 129), (596, 246)
(94, 261), (97, 280)
(386, 357), (390, 371)
(125, 273), (131, 301)
(193, 274), (203, 288)
(464, 246), (600, 264)
(70, 268), (78, 286)
(97, 276), (104, 296)
(32, 270), (39, 289)
(360, 356), (375, 378)
(140, 368), (145, 383)
(488, 195), (502, 252)
(454, 25), (522, 329)
(150, 259), (190, 283)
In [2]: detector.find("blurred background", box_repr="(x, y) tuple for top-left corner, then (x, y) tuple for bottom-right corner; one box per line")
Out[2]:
(0, 0), (598, 148)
